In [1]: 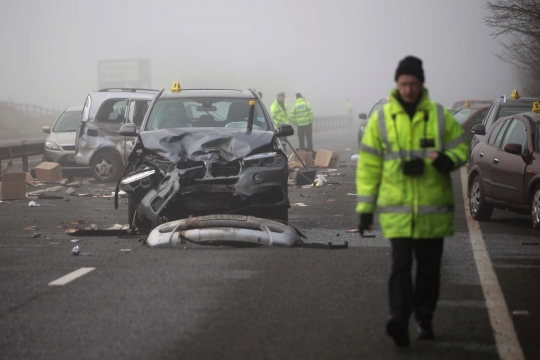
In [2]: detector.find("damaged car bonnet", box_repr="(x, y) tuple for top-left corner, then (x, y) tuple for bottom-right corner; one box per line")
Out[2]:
(139, 128), (275, 164)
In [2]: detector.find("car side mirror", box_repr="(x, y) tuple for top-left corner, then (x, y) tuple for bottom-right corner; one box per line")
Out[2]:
(42, 126), (51, 134)
(276, 124), (294, 137)
(358, 113), (367, 120)
(504, 143), (522, 155)
(119, 123), (138, 137)
(471, 124), (486, 136)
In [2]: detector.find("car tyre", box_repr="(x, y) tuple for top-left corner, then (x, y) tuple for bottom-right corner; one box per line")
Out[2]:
(90, 150), (124, 183)
(469, 175), (493, 221)
(531, 185), (540, 230)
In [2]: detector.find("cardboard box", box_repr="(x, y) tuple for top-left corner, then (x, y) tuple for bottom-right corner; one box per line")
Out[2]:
(314, 149), (340, 168)
(25, 172), (34, 182)
(34, 162), (63, 182)
(292, 150), (314, 168)
(0, 171), (27, 200)
(2, 172), (26, 183)
(0, 182), (27, 200)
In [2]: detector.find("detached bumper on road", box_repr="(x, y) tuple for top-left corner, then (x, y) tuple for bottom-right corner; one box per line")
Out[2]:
(146, 215), (303, 248)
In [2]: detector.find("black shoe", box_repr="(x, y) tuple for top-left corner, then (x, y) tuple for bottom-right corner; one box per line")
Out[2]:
(417, 324), (435, 340)
(386, 319), (410, 347)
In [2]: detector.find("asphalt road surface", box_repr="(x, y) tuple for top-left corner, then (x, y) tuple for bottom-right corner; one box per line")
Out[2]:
(1, 125), (539, 360)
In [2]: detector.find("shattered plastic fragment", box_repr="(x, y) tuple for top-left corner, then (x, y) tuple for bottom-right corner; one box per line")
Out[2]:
(120, 249), (132, 252)
(512, 310), (529, 316)
(346, 229), (359, 233)
(70, 239), (80, 243)
(28, 201), (36, 207)
(23, 226), (39, 231)
(72, 245), (80, 255)
(291, 203), (309, 207)
(30, 233), (41, 238)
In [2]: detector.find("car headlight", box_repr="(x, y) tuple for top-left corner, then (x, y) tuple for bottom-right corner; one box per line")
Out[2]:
(121, 170), (156, 185)
(243, 152), (285, 167)
(44, 140), (60, 151)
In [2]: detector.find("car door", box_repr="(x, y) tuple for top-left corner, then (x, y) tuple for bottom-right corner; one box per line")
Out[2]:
(475, 119), (510, 198)
(124, 99), (150, 162)
(490, 118), (529, 204)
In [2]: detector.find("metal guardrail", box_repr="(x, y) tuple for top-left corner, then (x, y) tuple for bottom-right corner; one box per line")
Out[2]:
(0, 100), (59, 117)
(0, 139), (44, 172)
(0, 116), (354, 172)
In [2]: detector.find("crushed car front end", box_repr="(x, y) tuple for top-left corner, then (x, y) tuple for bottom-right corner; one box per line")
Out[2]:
(120, 128), (289, 230)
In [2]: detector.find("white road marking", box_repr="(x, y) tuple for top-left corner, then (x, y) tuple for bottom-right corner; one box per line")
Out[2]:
(48, 267), (96, 286)
(460, 167), (525, 360)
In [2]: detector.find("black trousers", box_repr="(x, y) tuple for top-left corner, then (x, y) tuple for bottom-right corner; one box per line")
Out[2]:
(297, 123), (313, 151)
(389, 238), (444, 327)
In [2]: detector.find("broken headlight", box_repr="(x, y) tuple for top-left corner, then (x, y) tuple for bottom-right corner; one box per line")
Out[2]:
(243, 152), (285, 167)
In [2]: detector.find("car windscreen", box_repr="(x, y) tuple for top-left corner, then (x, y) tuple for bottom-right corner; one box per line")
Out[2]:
(52, 111), (81, 132)
(497, 105), (535, 119)
(145, 98), (269, 131)
(451, 108), (477, 124)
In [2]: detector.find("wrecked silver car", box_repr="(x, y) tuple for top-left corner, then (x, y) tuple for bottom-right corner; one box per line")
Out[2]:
(116, 87), (294, 231)
(75, 89), (157, 182)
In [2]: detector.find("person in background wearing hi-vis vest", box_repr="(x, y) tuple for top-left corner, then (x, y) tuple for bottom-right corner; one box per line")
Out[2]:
(356, 56), (469, 347)
(290, 93), (314, 151)
(270, 92), (290, 128)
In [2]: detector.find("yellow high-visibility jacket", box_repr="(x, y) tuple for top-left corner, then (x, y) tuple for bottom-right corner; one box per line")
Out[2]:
(356, 88), (469, 239)
(290, 98), (313, 126)
(270, 100), (290, 126)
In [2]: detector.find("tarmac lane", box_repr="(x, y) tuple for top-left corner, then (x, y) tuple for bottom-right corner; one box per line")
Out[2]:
(0, 126), (537, 359)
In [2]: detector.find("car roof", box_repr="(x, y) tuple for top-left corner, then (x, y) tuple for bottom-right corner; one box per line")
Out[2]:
(498, 96), (540, 105)
(453, 99), (492, 105)
(159, 89), (256, 99)
(453, 104), (489, 110)
(519, 112), (540, 123)
(89, 90), (156, 101)
(64, 105), (83, 112)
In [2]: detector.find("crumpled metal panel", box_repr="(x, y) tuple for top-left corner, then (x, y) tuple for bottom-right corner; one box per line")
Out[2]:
(139, 128), (274, 164)
(146, 215), (303, 248)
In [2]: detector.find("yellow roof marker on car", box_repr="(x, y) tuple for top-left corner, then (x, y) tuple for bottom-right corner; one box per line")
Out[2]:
(532, 102), (540, 114)
(510, 89), (521, 100)
(463, 101), (469, 107)
(171, 81), (182, 93)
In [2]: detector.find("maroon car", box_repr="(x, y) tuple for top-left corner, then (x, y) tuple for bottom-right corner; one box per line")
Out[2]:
(468, 109), (540, 228)
(452, 99), (493, 108)
(450, 104), (490, 141)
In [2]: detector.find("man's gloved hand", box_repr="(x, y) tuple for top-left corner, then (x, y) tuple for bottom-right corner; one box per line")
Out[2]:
(358, 213), (374, 234)
(431, 151), (455, 174)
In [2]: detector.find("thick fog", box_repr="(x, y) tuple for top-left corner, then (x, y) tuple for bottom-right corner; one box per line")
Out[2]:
(0, 0), (519, 116)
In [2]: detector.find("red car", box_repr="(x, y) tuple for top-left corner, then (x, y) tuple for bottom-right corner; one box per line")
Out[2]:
(467, 107), (540, 228)
(450, 104), (490, 141)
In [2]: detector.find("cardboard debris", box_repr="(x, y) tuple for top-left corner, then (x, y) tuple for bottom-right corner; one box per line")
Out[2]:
(292, 150), (314, 168)
(314, 149), (340, 168)
(0, 172), (27, 200)
(346, 229), (360, 233)
(34, 162), (63, 182)
(71, 220), (85, 225)
(23, 226), (39, 231)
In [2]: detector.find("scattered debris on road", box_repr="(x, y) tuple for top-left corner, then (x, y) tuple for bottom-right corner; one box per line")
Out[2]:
(512, 310), (529, 316)
(291, 203), (309, 207)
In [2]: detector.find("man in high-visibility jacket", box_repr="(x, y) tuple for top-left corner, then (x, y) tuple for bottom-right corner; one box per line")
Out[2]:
(290, 93), (314, 151)
(356, 56), (469, 347)
(270, 92), (290, 128)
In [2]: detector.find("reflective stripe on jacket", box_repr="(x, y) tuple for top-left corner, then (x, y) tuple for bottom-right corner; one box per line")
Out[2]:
(355, 88), (469, 239)
(270, 100), (290, 126)
(290, 98), (313, 126)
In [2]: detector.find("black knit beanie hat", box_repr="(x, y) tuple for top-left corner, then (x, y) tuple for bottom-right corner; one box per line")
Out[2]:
(395, 56), (424, 83)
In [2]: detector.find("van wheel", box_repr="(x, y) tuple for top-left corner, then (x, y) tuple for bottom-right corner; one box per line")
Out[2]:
(90, 150), (123, 183)
(531, 185), (540, 230)
(469, 175), (493, 221)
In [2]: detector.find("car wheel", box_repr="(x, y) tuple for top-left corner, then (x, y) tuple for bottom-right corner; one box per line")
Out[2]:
(531, 185), (540, 230)
(90, 150), (123, 182)
(469, 175), (493, 221)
